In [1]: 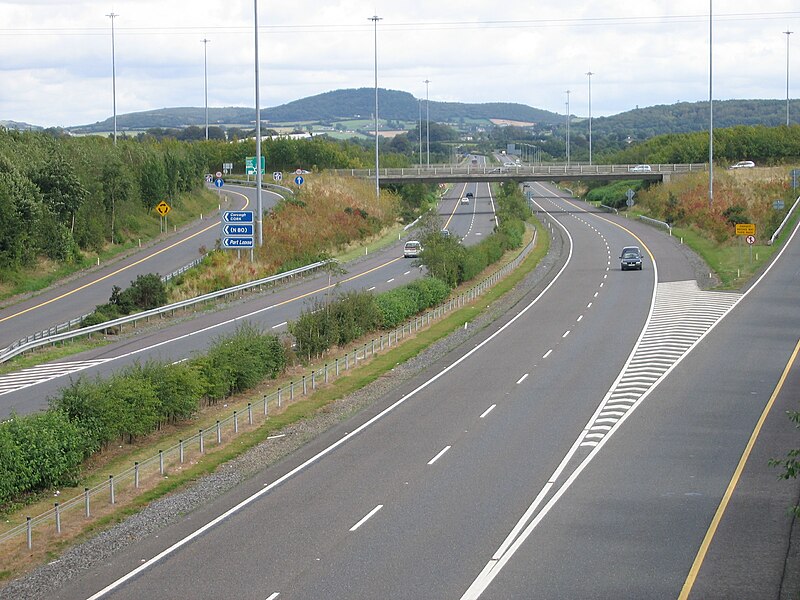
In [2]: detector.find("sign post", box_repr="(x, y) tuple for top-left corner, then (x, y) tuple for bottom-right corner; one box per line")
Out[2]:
(155, 201), (171, 233)
(735, 223), (756, 265)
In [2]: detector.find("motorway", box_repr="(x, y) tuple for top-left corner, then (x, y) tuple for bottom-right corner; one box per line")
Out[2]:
(0, 184), (281, 350)
(0, 181), (496, 417)
(38, 180), (800, 599)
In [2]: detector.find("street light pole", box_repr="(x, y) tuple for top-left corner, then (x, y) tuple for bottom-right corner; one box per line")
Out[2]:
(424, 79), (431, 168)
(565, 90), (571, 166)
(785, 30), (794, 126)
(202, 38), (210, 140)
(418, 98), (423, 166)
(106, 12), (118, 145)
(254, 0), (263, 246)
(369, 15), (382, 199)
(709, 0), (714, 208)
(586, 71), (594, 165)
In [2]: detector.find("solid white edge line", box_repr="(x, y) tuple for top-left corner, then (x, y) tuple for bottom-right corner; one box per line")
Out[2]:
(271, 322), (287, 329)
(349, 504), (383, 532)
(84, 188), (576, 600)
(479, 404), (496, 419)
(516, 373), (529, 384)
(265, 593), (280, 600)
(428, 445), (452, 465)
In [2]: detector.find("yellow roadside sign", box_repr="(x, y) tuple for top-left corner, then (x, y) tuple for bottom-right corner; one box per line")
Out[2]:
(735, 223), (755, 236)
(155, 201), (171, 217)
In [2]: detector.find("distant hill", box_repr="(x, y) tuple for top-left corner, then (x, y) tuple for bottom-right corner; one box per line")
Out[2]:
(68, 88), (563, 133)
(59, 89), (799, 137)
(0, 120), (42, 131)
(593, 99), (800, 138)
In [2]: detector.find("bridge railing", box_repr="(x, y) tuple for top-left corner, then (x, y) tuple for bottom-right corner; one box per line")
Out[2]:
(328, 163), (707, 179)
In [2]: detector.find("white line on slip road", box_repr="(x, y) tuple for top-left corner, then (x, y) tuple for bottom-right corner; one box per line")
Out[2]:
(350, 505), (383, 531)
(594, 292), (599, 298)
(480, 404), (496, 419)
(428, 445), (452, 465)
(587, 302), (593, 308)
(387, 278), (395, 283)
(267, 434), (286, 440)
(516, 373), (529, 384)
(600, 282), (604, 288)
(266, 593), (280, 600)
(577, 315), (583, 322)
(543, 349), (553, 359)
(404, 270), (411, 275)
(368, 286), (376, 291)
(271, 321), (287, 329)
(562, 330), (570, 338)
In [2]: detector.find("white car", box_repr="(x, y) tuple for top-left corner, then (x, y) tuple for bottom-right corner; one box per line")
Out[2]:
(461, 196), (470, 205)
(403, 241), (422, 258)
(628, 164), (652, 173)
(729, 160), (755, 169)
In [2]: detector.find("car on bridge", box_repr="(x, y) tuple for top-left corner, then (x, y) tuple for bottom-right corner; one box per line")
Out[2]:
(461, 196), (470, 204)
(628, 164), (652, 173)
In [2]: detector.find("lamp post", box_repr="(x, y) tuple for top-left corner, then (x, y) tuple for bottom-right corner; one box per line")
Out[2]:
(418, 98), (423, 166)
(369, 15), (382, 199)
(586, 71), (594, 165)
(202, 38), (210, 140)
(424, 79), (431, 168)
(785, 30), (794, 126)
(106, 12), (118, 145)
(709, 0), (714, 208)
(254, 0), (263, 246)
(565, 90), (571, 166)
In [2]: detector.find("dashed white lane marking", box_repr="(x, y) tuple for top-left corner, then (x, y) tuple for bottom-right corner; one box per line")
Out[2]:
(587, 302), (593, 308)
(516, 373), (529, 384)
(387, 278), (395, 283)
(543, 349), (553, 359)
(350, 505), (383, 531)
(265, 593), (280, 600)
(577, 315), (583, 322)
(562, 331), (570, 338)
(579, 280), (741, 448)
(404, 270), (411, 275)
(368, 286), (376, 291)
(428, 445), (452, 465)
(593, 292), (599, 298)
(480, 404), (497, 419)
(271, 321), (287, 329)
(0, 359), (111, 396)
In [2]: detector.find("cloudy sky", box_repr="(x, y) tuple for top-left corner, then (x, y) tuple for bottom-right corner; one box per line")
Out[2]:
(2, 1), (799, 128)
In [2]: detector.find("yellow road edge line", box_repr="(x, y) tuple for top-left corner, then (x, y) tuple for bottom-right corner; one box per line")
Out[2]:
(678, 336), (800, 599)
(0, 190), (250, 325)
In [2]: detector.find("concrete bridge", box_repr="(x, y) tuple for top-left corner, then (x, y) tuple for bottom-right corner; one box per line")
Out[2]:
(329, 163), (707, 185)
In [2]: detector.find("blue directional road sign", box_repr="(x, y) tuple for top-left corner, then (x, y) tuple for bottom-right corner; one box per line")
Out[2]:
(222, 211), (254, 223)
(222, 237), (254, 248)
(294, 175), (304, 186)
(214, 178), (224, 188)
(223, 224), (254, 236)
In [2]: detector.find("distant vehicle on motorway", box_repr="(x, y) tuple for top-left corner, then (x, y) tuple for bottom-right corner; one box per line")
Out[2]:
(466, 191), (474, 199)
(403, 241), (423, 258)
(620, 246), (643, 271)
(440, 229), (451, 238)
(729, 160), (755, 169)
(461, 196), (470, 205)
(628, 164), (652, 173)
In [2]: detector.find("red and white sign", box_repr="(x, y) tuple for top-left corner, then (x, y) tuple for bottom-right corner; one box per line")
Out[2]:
(746, 235), (756, 245)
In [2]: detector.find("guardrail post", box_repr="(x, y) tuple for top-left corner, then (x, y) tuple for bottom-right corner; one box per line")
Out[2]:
(346, 353), (350, 369)
(248, 403), (253, 425)
(324, 363), (329, 383)
(302, 375), (307, 395)
(179, 439), (184, 463)
(216, 421), (222, 444)
(336, 358), (340, 376)
(109, 475), (115, 505)
(134, 462), (140, 489)
(234, 410), (239, 434)
(27, 517), (32, 549)
(380, 335), (384, 351)
(275, 389), (280, 410)
(199, 430), (204, 454)
(159, 450), (164, 475)
(290, 381), (295, 401)
(371, 339), (375, 355)
(55, 502), (61, 534)
(311, 370), (316, 390)
(85, 487), (90, 517)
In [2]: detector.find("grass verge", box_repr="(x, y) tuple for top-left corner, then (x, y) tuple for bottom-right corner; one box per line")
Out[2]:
(0, 219), (547, 583)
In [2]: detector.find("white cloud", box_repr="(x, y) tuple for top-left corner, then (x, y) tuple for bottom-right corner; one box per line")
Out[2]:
(0, 0), (798, 126)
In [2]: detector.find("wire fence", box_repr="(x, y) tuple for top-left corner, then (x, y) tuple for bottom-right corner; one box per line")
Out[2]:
(0, 230), (536, 553)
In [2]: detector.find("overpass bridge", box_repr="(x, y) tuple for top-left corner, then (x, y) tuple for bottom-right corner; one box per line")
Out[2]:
(329, 163), (707, 185)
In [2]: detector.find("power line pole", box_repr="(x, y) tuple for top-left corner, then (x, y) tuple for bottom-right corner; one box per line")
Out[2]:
(586, 72), (594, 165)
(424, 79), (431, 168)
(369, 15), (382, 199)
(565, 90), (571, 166)
(785, 30), (794, 126)
(254, 0), (263, 246)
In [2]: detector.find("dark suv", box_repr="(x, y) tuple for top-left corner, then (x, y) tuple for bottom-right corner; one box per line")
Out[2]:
(620, 246), (643, 270)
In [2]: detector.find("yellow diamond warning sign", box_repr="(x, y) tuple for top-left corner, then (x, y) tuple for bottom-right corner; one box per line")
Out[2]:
(155, 201), (171, 217)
